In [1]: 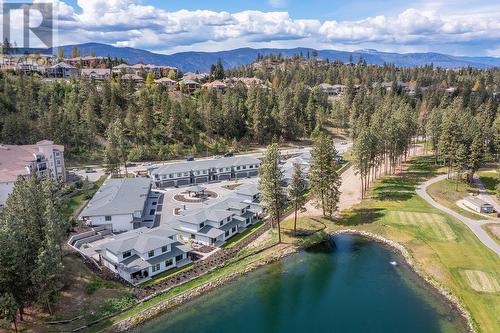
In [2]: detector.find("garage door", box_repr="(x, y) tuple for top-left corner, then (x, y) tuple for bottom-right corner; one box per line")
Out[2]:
(248, 171), (258, 177)
(177, 179), (190, 186)
(218, 174), (231, 181)
(195, 177), (208, 184)
(161, 180), (175, 188)
(236, 172), (248, 178)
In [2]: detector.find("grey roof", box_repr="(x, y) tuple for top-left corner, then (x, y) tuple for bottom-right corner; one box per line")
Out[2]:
(178, 208), (234, 225)
(464, 196), (492, 207)
(236, 183), (259, 197)
(151, 156), (260, 177)
(119, 254), (150, 273)
(50, 62), (76, 69)
(186, 185), (206, 192)
(80, 177), (151, 217)
(81, 68), (111, 75)
(219, 219), (240, 231)
(99, 225), (177, 255)
(198, 225), (225, 238)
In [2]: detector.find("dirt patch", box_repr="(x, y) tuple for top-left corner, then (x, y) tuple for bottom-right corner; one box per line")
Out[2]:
(464, 270), (500, 293)
(222, 183), (242, 190)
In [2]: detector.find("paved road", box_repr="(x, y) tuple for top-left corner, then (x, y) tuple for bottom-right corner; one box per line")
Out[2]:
(416, 173), (500, 257)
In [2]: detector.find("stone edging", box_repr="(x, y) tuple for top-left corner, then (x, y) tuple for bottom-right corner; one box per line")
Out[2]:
(106, 245), (297, 332)
(329, 229), (476, 333)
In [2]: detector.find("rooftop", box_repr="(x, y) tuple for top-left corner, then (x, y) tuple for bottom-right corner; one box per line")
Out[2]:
(0, 141), (64, 182)
(150, 156), (260, 176)
(80, 177), (151, 218)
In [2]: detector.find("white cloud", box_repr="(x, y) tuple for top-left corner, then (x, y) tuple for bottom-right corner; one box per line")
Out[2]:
(268, 0), (287, 8)
(25, 0), (499, 56)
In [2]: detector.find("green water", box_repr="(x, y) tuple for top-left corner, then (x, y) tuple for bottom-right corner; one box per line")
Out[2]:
(133, 234), (468, 333)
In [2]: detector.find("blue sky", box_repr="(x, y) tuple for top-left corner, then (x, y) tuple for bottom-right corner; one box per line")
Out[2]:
(11, 1), (500, 56)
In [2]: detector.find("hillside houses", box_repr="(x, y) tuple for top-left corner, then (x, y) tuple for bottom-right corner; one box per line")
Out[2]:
(81, 68), (112, 80)
(48, 62), (78, 78)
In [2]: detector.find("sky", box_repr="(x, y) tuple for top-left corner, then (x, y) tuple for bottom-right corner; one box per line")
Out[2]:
(3, 0), (500, 56)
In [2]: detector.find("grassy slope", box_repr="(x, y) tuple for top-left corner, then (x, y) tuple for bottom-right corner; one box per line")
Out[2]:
(477, 171), (498, 195)
(427, 177), (487, 220)
(288, 157), (499, 333)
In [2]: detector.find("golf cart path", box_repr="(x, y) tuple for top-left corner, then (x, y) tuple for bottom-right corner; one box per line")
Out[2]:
(416, 173), (500, 257)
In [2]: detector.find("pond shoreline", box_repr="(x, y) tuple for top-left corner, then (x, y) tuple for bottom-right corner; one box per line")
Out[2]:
(108, 230), (474, 333)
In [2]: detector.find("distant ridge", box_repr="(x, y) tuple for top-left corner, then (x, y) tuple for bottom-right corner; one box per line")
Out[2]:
(21, 42), (500, 72)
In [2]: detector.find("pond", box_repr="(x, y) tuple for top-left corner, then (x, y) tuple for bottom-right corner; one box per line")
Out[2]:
(132, 234), (468, 333)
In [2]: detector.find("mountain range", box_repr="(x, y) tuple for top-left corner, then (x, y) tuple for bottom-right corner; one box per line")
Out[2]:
(24, 42), (500, 72)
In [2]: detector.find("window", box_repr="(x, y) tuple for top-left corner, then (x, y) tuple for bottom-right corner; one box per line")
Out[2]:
(175, 254), (184, 262)
(162, 245), (169, 253)
(246, 218), (250, 225)
(169, 174), (173, 178)
(152, 264), (160, 272)
(56, 159), (61, 165)
(148, 250), (155, 258)
(177, 173), (182, 177)
(196, 171), (200, 175)
(225, 230), (230, 237)
(123, 251), (131, 258)
(162, 175), (167, 180)
(200, 222), (205, 228)
(220, 221), (223, 226)
(165, 259), (173, 267)
(152, 202), (157, 205)
(242, 165), (246, 169)
(219, 168), (223, 172)
(236, 166), (240, 170)
(227, 217), (230, 221)
(105, 216), (112, 221)
(226, 168), (230, 171)
(184, 172), (189, 176)
(232, 227), (237, 233)
(55, 152), (60, 157)
(149, 209), (155, 215)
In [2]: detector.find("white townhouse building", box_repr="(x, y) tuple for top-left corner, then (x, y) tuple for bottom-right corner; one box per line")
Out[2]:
(79, 177), (155, 232)
(148, 156), (261, 188)
(175, 196), (263, 247)
(0, 140), (65, 207)
(94, 225), (191, 284)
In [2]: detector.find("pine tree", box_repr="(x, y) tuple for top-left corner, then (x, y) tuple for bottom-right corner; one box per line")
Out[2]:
(309, 133), (342, 217)
(0, 293), (18, 333)
(259, 143), (287, 243)
(288, 163), (307, 235)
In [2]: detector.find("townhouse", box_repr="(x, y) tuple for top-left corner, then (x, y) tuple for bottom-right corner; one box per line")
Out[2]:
(81, 68), (111, 80)
(94, 225), (191, 284)
(47, 62), (78, 78)
(148, 156), (261, 188)
(0, 140), (65, 207)
(155, 77), (179, 90)
(179, 78), (201, 93)
(79, 177), (156, 232)
(174, 196), (263, 247)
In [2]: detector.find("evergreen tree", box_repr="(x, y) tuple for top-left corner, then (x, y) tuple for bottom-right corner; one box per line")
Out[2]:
(0, 293), (18, 333)
(309, 133), (341, 217)
(288, 163), (307, 235)
(259, 143), (287, 243)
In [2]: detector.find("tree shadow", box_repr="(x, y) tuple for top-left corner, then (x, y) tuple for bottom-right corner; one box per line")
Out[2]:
(336, 208), (386, 226)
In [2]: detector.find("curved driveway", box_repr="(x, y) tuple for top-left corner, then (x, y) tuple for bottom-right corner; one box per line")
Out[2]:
(416, 174), (500, 257)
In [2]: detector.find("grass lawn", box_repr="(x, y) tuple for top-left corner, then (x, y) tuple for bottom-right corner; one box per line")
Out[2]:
(282, 156), (500, 333)
(221, 221), (265, 249)
(427, 177), (487, 220)
(477, 171), (498, 195)
(61, 175), (107, 219)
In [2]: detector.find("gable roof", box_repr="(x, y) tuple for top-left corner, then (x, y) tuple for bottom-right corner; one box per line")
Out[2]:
(150, 156), (260, 176)
(100, 225), (177, 255)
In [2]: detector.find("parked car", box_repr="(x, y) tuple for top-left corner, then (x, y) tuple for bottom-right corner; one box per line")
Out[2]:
(213, 155), (222, 159)
(85, 168), (96, 173)
(340, 141), (347, 145)
(141, 162), (152, 166)
(186, 156), (195, 161)
(224, 152), (234, 157)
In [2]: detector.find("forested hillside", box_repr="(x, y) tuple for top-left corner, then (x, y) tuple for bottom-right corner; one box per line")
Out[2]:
(1, 57), (499, 166)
